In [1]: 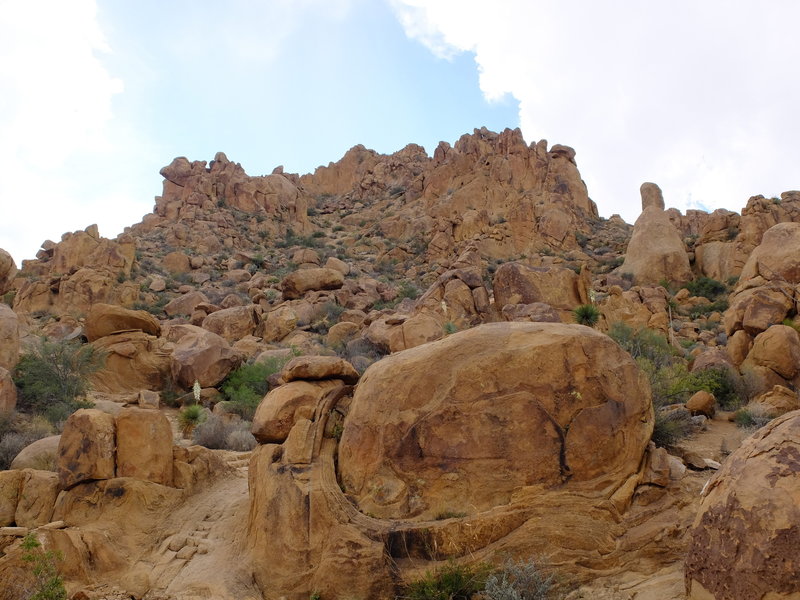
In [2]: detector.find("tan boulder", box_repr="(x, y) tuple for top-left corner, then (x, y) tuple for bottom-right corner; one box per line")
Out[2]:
(390, 312), (445, 351)
(162, 251), (191, 274)
(280, 268), (344, 299)
(90, 331), (171, 393)
(15, 469), (59, 527)
(501, 302), (561, 323)
(164, 290), (209, 317)
(57, 409), (116, 489)
(0, 470), (22, 525)
(281, 355), (359, 385)
(723, 282), (795, 336)
(742, 325), (800, 381)
(748, 385), (800, 418)
(726, 330), (752, 366)
(0, 248), (17, 295)
(0, 366), (16, 413)
(0, 304), (19, 371)
(739, 222), (800, 284)
(338, 322), (653, 519)
(326, 321), (360, 347)
(324, 256), (350, 275)
(252, 380), (340, 443)
(168, 324), (243, 388)
(10, 435), (60, 470)
(201, 305), (258, 343)
(257, 305), (298, 343)
(85, 303), (161, 342)
(493, 262), (588, 316)
(686, 390), (716, 419)
(292, 248), (320, 266)
(685, 410), (800, 599)
(115, 408), (173, 486)
(620, 189), (693, 285)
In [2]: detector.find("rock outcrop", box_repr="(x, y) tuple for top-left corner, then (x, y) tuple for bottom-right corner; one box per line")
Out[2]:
(685, 410), (800, 599)
(0, 248), (17, 295)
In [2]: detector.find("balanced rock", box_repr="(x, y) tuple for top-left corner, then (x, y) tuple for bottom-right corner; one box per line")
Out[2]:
(619, 184), (692, 285)
(252, 380), (341, 444)
(115, 408), (173, 486)
(280, 268), (344, 299)
(57, 409), (116, 489)
(338, 322), (653, 519)
(640, 182), (665, 210)
(281, 356), (359, 385)
(685, 410), (800, 599)
(85, 303), (161, 342)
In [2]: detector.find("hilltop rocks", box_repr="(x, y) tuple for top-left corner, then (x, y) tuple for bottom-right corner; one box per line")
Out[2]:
(685, 410), (800, 599)
(338, 322), (653, 519)
(85, 303), (161, 342)
(280, 268), (344, 299)
(619, 183), (692, 285)
(0, 304), (19, 371)
(0, 249), (17, 295)
(168, 324), (243, 388)
(57, 409), (116, 489)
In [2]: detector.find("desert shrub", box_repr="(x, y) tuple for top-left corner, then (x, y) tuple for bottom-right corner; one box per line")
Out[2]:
(405, 561), (492, 600)
(683, 277), (726, 300)
(687, 299), (729, 319)
(16, 533), (67, 600)
(482, 557), (554, 600)
(397, 280), (420, 301)
(608, 322), (675, 370)
(13, 338), (104, 424)
(178, 404), (206, 437)
(651, 408), (694, 448)
(443, 322), (458, 335)
(689, 367), (742, 410)
(192, 414), (257, 451)
(572, 304), (600, 327)
(734, 406), (773, 430)
(221, 356), (292, 420)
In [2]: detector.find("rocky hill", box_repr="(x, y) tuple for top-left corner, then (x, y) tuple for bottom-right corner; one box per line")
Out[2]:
(0, 127), (799, 600)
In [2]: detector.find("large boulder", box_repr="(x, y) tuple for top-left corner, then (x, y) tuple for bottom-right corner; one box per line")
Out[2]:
(85, 303), (161, 342)
(0, 248), (17, 295)
(281, 356), (359, 385)
(201, 305), (258, 343)
(685, 410), (800, 599)
(90, 331), (171, 393)
(164, 290), (209, 317)
(338, 322), (653, 519)
(492, 262), (589, 318)
(741, 325), (800, 384)
(168, 324), (244, 388)
(739, 222), (800, 284)
(115, 408), (173, 486)
(280, 268), (345, 299)
(252, 380), (341, 443)
(15, 469), (59, 527)
(10, 435), (60, 470)
(57, 409), (116, 489)
(0, 304), (19, 371)
(619, 183), (692, 285)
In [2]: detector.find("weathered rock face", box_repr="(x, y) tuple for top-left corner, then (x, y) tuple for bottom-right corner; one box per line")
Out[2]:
(252, 380), (341, 444)
(85, 303), (161, 342)
(90, 332), (172, 393)
(739, 222), (800, 284)
(201, 305), (258, 343)
(685, 410), (800, 599)
(640, 182), (665, 210)
(492, 262), (590, 319)
(0, 304), (19, 371)
(115, 408), (173, 486)
(57, 409), (116, 489)
(281, 356), (359, 385)
(338, 322), (653, 519)
(620, 184), (692, 285)
(10, 435), (60, 470)
(168, 324), (243, 388)
(0, 248), (17, 295)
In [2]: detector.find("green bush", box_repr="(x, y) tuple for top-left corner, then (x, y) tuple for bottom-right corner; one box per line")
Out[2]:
(178, 404), (206, 437)
(13, 338), (104, 424)
(192, 414), (257, 451)
(483, 557), (554, 600)
(687, 299), (729, 319)
(573, 304), (600, 327)
(405, 561), (492, 600)
(651, 408), (694, 448)
(221, 356), (292, 420)
(19, 533), (67, 599)
(608, 323), (675, 370)
(683, 277), (726, 300)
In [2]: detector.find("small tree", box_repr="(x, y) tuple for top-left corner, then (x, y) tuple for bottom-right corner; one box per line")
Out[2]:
(13, 337), (105, 423)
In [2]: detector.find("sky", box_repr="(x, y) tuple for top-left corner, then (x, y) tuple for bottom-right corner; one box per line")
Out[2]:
(2, 1), (799, 265)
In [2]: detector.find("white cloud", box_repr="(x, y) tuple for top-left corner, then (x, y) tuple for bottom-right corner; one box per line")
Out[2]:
(391, 1), (800, 222)
(0, 0), (124, 264)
